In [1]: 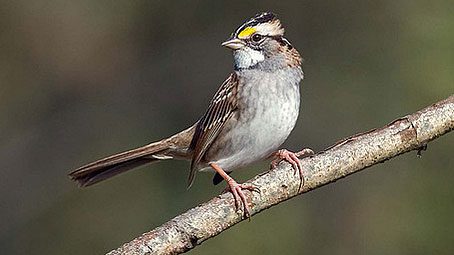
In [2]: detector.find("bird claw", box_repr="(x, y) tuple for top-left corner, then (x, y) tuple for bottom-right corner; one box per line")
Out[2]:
(270, 148), (314, 192)
(224, 180), (258, 219)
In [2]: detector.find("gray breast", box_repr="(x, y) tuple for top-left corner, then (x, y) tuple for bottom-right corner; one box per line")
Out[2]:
(201, 67), (303, 172)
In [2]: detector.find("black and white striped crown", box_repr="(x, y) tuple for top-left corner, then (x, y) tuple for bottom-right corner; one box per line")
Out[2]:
(232, 12), (284, 39)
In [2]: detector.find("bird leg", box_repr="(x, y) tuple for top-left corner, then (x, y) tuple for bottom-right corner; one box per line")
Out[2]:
(270, 148), (314, 191)
(210, 163), (257, 218)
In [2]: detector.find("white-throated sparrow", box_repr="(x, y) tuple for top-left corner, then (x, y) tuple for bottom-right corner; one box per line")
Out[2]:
(69, 12), (312, 218)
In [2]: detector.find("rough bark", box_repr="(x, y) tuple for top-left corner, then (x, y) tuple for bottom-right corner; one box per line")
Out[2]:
(107, 95), (454, 255)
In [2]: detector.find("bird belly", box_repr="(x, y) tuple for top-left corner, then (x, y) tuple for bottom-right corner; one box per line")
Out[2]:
(201, 73), (301, 172)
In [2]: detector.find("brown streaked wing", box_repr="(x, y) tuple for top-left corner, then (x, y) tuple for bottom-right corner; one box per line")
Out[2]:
(187, 73), (239, 188)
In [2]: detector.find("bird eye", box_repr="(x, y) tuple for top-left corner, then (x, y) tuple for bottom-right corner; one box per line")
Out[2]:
(251, 34), (263, 42)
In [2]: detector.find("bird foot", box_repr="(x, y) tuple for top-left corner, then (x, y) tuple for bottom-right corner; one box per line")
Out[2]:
(210, 163), (258, 219)
(223, 179), (259, 219)
(270, 148), (314, 191)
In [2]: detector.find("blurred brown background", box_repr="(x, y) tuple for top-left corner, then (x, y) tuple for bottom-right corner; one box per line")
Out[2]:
(1, 1), (453, 254)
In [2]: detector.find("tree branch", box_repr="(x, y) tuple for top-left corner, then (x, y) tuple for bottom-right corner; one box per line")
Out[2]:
(107, 95), (454, 255)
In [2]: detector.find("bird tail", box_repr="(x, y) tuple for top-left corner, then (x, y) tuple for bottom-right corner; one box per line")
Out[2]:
(69, 125), (195, 187)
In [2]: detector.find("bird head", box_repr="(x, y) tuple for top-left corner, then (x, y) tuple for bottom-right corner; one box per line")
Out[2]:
(222, 12), (299, 70)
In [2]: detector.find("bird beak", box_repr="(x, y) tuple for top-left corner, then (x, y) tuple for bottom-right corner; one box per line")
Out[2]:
(221, 38), (246, 50)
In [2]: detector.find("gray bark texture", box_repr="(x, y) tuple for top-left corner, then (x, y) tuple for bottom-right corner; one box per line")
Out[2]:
(107, 95), (454, 255)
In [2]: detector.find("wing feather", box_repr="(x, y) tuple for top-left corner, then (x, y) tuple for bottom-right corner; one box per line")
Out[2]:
(187, 73), (239, 187)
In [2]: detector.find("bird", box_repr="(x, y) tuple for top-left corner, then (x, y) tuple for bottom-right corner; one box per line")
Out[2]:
(69, 12), (312, 218)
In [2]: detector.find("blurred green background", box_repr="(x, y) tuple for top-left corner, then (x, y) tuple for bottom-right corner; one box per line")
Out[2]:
(1, 0), (453, 254)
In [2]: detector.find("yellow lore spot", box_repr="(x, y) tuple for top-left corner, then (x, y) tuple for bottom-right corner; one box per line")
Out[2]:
(238, 27), (256, 39)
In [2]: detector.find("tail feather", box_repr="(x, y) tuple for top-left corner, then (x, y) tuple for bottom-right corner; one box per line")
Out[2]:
(70, 157), (158, 187)
(69, 125), (196, 187)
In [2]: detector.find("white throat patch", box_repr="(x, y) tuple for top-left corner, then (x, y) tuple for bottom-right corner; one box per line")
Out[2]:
(233, 47), (265, 69)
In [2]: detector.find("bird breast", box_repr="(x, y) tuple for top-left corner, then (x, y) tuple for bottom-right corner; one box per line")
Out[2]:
(202, 67), (303, 172)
